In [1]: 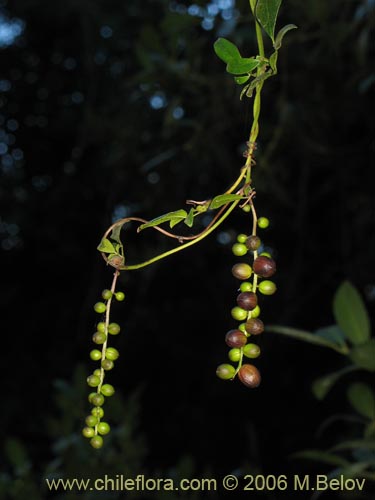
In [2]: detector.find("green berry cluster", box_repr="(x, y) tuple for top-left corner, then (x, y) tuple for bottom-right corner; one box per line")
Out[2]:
(82, 286), (125, 449)
(216, 217), (276, 388)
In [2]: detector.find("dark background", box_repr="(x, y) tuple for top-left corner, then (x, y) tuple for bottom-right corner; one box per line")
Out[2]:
(0, 0), (374, 499)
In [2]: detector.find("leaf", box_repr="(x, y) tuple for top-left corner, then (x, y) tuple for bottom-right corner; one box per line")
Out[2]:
(97, 238), (116, 254)
(315, 325), (348, 348)
(255, 0), (282, 42)
(214, 37), (241, 63)
(226, 58), (259, 75)
(347, 383), (375, 420)
(349, 339), (375, 371)
(312, 366), (358, 400)
(266, 325), (347, 352)
(184, 208), (194, 228)
(110, 224), (122, 244)
(269, 51), (278, 73)
(330, 439), (375, 452)
(273, 24), (298, 50)
(333, 281), (370, 345)
(290, 450), (349, 468)
(138, 209), (187, 231)
(209, 194), (243, 210)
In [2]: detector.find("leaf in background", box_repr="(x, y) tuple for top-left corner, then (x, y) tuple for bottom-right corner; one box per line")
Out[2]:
(209, 194), (243, 209)
(138, 209), (187, 231)
(290, 449), (349, 467)
(312, 366), (358, 400)
(184, 208), (194, 228)
(349, 339), (375, 371)
(226, 58), (259, 75)
(97, 238), (116, 254)
(347, 383), (375, 420)
(214, 37), (241, 63)
(330, 439), (375, 452)
(333, 281), (370, 345)
(315, 325), (348, 348)
(273, 24), (298, 50)
(255, 0), (282, 42)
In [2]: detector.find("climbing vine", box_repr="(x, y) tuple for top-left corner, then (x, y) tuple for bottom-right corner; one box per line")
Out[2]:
(82, 0), (296, 448)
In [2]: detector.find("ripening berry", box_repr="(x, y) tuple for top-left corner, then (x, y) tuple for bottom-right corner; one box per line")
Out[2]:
(225, 329), (248, 347)
(258, 280), (277, 295)
(91, 407), (104, 418)
(87, 375), (100, 387)
(102, 289), (112, 300)
(245, 235), (261, 251)
(108, 323), (120, 335)
(228, 348), (241, 362)
(90, 435), (104, 449)
(238, 364), (261, 388)
(232, 263), (252, 280)
(253, 256), (276, 278)
(240, 281), (252, 292)
(90, 349), (102, 361)
(101, 359), (114, 370)
(92, 332), (107, 344)
(101, 384), (115, 397)
(97, 422), (111, 435)
(237, 234), (248, 243)
(105, 347), (119, 361)
(94, 302), (106, 314)
(245, 318), (264, 335)
(232, 243), (248, 256)
(82, 426), (95, 438)
(243, 343), (261, 359)
(216, 363), (236, 380)
(236, 291), (257, 311)
(85, 415), (98, 427)
(231, 306), (248, 321)
(258, 217), (270, 229)
(91, 393), (105, 406)
(115, 291), (125, 301)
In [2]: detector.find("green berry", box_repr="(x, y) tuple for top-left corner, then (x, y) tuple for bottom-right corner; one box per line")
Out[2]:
(232, 243), (248, 257)
(258, 280), (277, 295)
(91, 393), (105, 406)
(251, 305), (261, 318)
(260, 251), (272, 258)
(88, 392), (97, 403)
(87, 375), (100, 387)
(94, 302), (106, 314)
(108, 323), (120, 335)
(115, 291), (125, 301)
(101, 384), (115, 397)
(231, 306), (248, 321)
(238, 323), (247, 333)
(97, 422), (111, 435)
(102, 289), (112, 300)
(82, 426), (95, 438)
(85, 415), (98, 427)
(90, 435), (104, 449)
(258, 217), (269, 229)
(90, 349), (102, 361)
(92, 332), (106, 344)
(105, 347), (119, 361)
(93, 369), (102, 377)
(91, 407), (104, 418)
(232, 263), (252, 280)
(101, 359), (114, 370)
(237, 234), (248, 243)
(97, 322), (106, 333)
(240, 281), (252, 292)
(216, 363), (236, 380)
(243, 343), (261, 359)
(242, 205), (251, 213)
(228, 348), (241, 362)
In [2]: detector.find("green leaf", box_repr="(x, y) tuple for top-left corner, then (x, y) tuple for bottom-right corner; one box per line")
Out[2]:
(347, 383), (375, 420)
(290, 450), (349, 468)
(349, 338), (375, 371)
(266, 325), (347, 352)
(214, 38), (241, 63)
(315, 325), (348, 348)
(138, 209), (187, 231)
(234, 75), (251, 85)
(110, 224), (123, 244)
(255, 0), (282, 42)
(273, 24), (298, 50)
(209, 194), (243, 210)
(97, 238), (116, 254)
(226, 58), (259, 75)
(333, 281), (370, 345)
(312, 366), (358, 400)
(269, 51), (278, 73)
(184, 208), (194, 228)
(330, 439), (375, 452)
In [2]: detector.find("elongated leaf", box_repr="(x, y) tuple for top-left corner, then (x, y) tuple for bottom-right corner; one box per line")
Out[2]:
(347, 383), (375, 420)
(315, 325), (347, 348)
(350, 339), (375, 371)
(312, 366), (358, 400)
(110, 224), (123, 244)
(255, 0), (282, 42)
(330, 439), (375, 452)
(97, 238), (116, 254)
(214, 37), (241, 63)
(227, 58), (259, 75)
(184, 208), (194, 228)
(290, 450), (349, 468)
(266, 325), (345, 351)
(235, 75), (251, 85)
(274, 24), (298, 50)
(138, 209), (187, 231)
(333, 281), (370, 345)
(209, 194), (243, 210)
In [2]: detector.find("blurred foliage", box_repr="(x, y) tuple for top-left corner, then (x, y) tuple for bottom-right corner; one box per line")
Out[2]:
(0, 0), (374, 499)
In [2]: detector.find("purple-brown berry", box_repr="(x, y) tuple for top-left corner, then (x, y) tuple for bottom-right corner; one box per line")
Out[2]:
(245, 318), (264, 335)
(238, 364), (261, 388)
(253, 256), (276, 278)
(225, 329), (248, 347)
(236, 292), (258, 311)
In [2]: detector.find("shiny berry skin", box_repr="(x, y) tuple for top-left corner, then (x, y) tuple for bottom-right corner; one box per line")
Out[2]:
(82, 426), (95, 438)
(245, 318), (264, 335)
(102, 289), (112, 300)
(228, 348), (241, 362)
(92, 332), (106, 344)
(245, 235), (261, 251)
(93, 369), (102, 377)
(85, 415), (98, 427)
(237, 234), (247, 243)
(87, 375), (100, 387)
(91, 393), (105, 406)
(253, 256), (276, 278)
(91, 407), (104, 418)
(115, 291), (125, 301)
(258, 280), (277, 295)
(105, 347), (119, 361)
(238, 364), (261, 388)
(238, 323), (247, 333)
(243, 343), (261, 359)
(101, 384), (115, 397)
(236, 291), (257, 311)
(231, 306), (248, 321)
(101, 359), (114, 370)
(258, 217), (269, 229)
(90, 435), (104, 449)
(94, 302), (106, 314)
(90, 349), (102, 361)
(251, 305), (261, 318)
(97, 322), (106, 333)
(97, 422), (111, 435)
(225, 329), (248, 347)
(232, 243), (248, 256)
(232, 263), (252, 280)
(216, 364), (236, 380)
(108, 323), (120, 335)
(240, 281), (252, 292)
